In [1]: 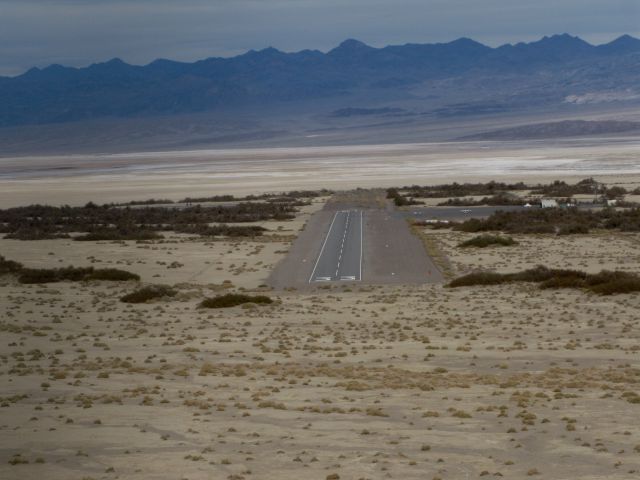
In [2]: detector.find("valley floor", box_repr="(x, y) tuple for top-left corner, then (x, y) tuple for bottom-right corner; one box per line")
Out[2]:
(1, 138), (640, 207)
(1, 194), (639, 479)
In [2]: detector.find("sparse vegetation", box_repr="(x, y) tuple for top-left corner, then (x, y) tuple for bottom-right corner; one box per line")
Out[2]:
(74, 228), (162, 241)
(392, 178), (629, 208)
(0, 200), (298, 240)
(1, 186), (640, 479)
(448, 265), (640, 295)
(402, 181), (529, 198)
(438, 194), (526, 207)
(86, 268), (140, 281)
(174, 224), (267, 237)
(120, 285), (177, 303)
(386, 188), (423, 207)
(456, 207), (640, 234)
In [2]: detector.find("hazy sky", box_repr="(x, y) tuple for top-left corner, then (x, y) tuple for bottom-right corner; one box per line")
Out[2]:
(0, 0), (638, 76)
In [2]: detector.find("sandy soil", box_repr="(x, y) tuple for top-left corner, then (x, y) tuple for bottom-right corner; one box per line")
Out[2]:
(1, 196), (639, 480)
(1, 138), (640, 207)
(428, 230), (640, 276)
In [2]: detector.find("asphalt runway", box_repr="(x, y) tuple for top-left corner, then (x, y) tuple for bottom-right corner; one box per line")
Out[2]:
(308, 210), (362, 282)
(268, 192), (443, 289)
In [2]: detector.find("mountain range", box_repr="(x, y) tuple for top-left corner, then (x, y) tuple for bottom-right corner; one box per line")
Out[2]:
(1, 34), (640, 128)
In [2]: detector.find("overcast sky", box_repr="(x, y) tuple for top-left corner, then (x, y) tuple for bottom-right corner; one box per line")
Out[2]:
(0, 0), (638, 76)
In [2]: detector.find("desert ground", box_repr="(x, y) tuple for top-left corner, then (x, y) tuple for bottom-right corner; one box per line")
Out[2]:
(1, 177), (640, 480)
(1, 137), (640, 207)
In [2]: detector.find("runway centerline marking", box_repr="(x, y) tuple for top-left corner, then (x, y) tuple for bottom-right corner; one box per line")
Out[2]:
(309, 209), (363, 283)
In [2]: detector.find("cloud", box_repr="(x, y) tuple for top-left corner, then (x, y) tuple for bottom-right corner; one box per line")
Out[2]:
(0, 0), (638, 75)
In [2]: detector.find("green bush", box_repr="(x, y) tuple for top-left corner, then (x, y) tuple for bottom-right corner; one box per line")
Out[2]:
(198, 293), (273, 309)
(120, 285), (176, 303)
(458, 235), (517, 248)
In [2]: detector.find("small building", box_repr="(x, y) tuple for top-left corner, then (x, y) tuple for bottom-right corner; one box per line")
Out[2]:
(541, 198), (558, 208)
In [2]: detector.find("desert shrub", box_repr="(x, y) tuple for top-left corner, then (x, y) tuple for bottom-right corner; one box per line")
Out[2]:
(458, 234), (517, 248)
(438, 194), (525, 207)
(19, 266), (93, 284)
(118, 198), (175, 206)
(584, 271), (640, 295)
(539, 274), (586, 289)
(413, 220), (455, 229)
(18, 266), (138, 284)
(447, 271), (510, 287)
(456, 207), (640, 234)
(592, 278), (640, 295)
(558, 223), (590, 235)
(0, 255), (23, 274)
(386, 188), (423, 207)
(448, 266), (639, 295)
(511, 266), (584, 283)
(75, 229), (162, 241)
(181, 190), (328, 204)
(87, 269), (140, 281)
(120, 285), (176, 303)
(404, 181), (529, 198)
(181, 195), (236, 203)
(198, 293), (273, 309)
(530, 178), (601, 197)
(0, 200), (299, 240)
(174, 224), (266, 237)
(4, 229), (70, 240)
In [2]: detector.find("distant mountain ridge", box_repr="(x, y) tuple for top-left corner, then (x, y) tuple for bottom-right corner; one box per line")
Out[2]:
(1, 34), (639, 127)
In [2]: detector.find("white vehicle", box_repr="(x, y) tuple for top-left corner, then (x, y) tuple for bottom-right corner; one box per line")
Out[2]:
(425, 219), (449, 224)
(461, 209), (472, 214)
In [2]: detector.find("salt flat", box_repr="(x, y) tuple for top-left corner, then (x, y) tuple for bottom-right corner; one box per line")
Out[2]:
(1, 137), (639, 206)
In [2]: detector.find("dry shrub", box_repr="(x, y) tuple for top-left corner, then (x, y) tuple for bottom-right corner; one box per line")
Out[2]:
(458, 234), (517, 248)
(198, 293), (273, 309)
(18, 266), (139, 284)
(120, 285), (177, 303)
(449, 265), (640, 295)
(0, 255), (23, 275)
